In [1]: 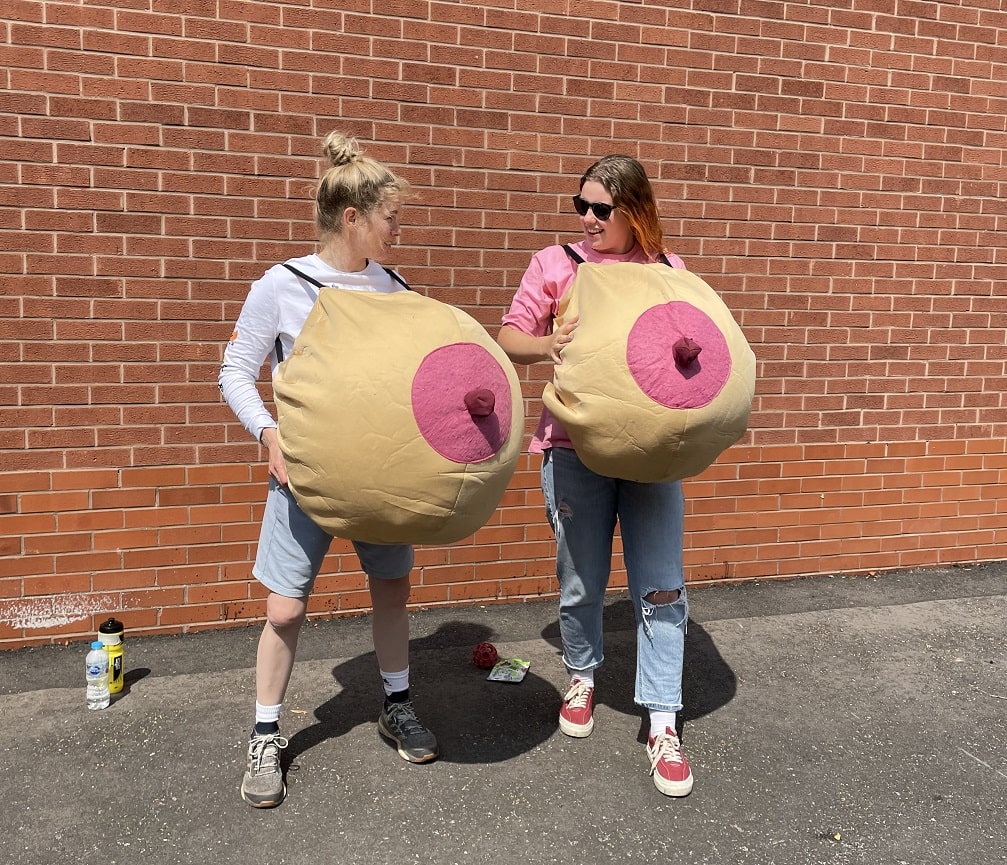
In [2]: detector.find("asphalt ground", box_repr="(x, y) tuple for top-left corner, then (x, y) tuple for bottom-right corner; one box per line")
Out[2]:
(1, 563), (1005, 865)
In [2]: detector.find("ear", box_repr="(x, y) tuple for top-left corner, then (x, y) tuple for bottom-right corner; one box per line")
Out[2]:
(341, 206), (359, 228)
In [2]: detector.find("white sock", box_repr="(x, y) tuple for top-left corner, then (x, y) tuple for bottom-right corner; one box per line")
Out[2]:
(570, 670), (594, 688)
(255, 701), (282, 725)
(649, 710), (677, 739)
(380, 667), (409, 697)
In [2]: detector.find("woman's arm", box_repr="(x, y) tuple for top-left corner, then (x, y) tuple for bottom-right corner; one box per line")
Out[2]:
(497, 325), (551, 365)
(498, 319), (579, 365)
(218, 276), (282, 443)
(499, 247), (580, 365)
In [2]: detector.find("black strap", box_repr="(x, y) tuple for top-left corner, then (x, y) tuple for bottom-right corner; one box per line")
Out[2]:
(274, 260), (412, 363)
(382, 266), (412, 291)
(561, 243), (585, 265)
(282, 262), (324, 294)
(274, 264), (322, 362)
(562, 243), (674, 269)
(283, 260), (412, 292)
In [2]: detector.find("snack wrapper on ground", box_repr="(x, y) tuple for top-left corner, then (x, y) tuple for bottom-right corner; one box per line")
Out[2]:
(543, 262), (755, 483)
(486, 658), (530, 683)
(274, 289), (523, 545)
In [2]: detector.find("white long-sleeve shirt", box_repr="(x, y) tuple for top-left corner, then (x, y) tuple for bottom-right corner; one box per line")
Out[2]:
(218, 253), (406, 443)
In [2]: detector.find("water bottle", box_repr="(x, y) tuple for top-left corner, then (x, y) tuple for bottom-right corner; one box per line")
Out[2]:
(98, 617), (125, 694)
(85, 640), (110, 710)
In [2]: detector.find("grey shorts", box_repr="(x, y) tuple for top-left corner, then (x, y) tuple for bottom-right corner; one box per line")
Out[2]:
(253, 479), (414, 598)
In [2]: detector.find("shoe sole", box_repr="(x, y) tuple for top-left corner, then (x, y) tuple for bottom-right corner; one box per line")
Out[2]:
(377, 717), (439, 764)
(652, 773), (693, 797)
(240, 782), (286, 808)
(558, 714), (594, 738)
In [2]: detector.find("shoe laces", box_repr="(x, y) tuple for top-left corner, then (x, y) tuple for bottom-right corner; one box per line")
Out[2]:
(248, 733), (288, 776)
(564, 679), (593, 709)
(648, 730), (683, 775)
(386, 700), (426, 736)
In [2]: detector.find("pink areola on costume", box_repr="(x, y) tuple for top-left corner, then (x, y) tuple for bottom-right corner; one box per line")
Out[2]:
(626, 302), (731, 409)
(411, 343), (514, 463)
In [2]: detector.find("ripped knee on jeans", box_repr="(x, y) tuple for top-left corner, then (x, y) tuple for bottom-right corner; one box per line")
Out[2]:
(643, 589), (681, 605)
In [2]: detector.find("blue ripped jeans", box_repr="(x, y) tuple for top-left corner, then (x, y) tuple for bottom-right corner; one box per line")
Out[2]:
(542, 446), (688, 712)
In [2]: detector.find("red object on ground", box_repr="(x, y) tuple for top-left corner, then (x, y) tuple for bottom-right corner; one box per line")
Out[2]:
(472, 642), (499, 669)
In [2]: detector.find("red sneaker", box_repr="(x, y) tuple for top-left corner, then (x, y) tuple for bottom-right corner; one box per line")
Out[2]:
(558, 679), (595, 737)
(647, 728), (694, 797)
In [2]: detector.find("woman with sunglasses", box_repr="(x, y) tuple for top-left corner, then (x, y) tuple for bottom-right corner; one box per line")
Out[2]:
(497, 154), (694, 797)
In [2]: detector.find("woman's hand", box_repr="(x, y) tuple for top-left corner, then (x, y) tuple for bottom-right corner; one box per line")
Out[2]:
(548, 316), (579, 364)
(259, 427), (289, 486)
(497, 318), (580, 365)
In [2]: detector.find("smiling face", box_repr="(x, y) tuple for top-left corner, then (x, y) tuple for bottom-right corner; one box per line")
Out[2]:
(326, 196), (402, 272)
(359, 197), (402, 264)
(578, 179), (636, 255)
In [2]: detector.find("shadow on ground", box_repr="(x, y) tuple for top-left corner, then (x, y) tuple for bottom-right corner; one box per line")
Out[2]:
(284, 619), (562, 768)
(541, 598), (737, 742)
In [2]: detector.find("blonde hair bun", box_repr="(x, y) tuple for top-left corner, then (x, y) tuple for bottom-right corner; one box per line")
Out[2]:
(314, 131), (408, 234)
(321, 131), (362, 167)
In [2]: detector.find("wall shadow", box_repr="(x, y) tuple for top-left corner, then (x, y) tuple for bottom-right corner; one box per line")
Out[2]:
(283, 619), (561, 770)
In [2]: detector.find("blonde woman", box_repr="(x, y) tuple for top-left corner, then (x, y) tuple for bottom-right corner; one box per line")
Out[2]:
(219, 132), (437, 809)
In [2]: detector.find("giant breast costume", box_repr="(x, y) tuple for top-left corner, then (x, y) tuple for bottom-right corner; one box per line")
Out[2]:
(273, 288), (523, 545)
(543, 257), (755, 483)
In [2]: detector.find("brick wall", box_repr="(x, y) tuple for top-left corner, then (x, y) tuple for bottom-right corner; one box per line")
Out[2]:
(2, 1), (1005, 648)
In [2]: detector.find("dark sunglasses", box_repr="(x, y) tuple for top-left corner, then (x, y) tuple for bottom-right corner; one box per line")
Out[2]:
(572, 195), (616, 221)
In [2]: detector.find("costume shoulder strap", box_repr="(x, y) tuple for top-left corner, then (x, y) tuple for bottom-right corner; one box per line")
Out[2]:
(563, 244), (673, 268)
(281, 262), (322, 301)
(381, 266), (412, 291)
(561, 243), (585, 265)
(284, 261), (412, 292)
(273, 262), (323, 364)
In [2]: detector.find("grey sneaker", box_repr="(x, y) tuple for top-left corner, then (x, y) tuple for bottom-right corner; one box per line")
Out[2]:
(240, 731), (289, 808)
(377, 700), (439, 763)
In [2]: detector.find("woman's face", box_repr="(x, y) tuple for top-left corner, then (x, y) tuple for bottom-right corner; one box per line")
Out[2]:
(349, 198), (402, 265)
(578, 179), (635, 255)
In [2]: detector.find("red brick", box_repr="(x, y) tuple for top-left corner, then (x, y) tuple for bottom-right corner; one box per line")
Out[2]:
(1, 5), (1006, 647)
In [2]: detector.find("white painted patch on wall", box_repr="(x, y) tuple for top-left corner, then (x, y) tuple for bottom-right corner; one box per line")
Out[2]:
(0, 594), (110, 630)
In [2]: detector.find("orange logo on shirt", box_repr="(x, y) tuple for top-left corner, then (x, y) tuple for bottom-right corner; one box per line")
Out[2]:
(228, 328), (239, 343)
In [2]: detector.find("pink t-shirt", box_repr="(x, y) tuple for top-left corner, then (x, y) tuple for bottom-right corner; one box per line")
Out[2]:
(501, 239), (686, 453)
